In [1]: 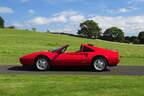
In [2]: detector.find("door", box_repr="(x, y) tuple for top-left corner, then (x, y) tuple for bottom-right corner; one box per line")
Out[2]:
(52, 52), (88, 68)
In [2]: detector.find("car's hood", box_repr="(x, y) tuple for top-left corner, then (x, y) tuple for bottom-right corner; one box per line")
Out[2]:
(20, 51), (52, 58)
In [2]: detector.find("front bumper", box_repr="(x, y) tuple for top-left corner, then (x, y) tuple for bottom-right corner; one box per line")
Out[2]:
(19, 57), (34, 65)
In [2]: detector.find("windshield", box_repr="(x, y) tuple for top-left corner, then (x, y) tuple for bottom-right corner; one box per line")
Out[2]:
(49, 47), (61, 53)
(49, 44), (69, 53)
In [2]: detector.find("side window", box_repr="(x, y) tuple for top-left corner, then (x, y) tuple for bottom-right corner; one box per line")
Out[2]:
(83, 46), (93, 52)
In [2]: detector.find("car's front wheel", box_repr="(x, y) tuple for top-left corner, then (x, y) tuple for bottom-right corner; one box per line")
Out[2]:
(92, 57), (107, 72)
(35, 56), (50, 71)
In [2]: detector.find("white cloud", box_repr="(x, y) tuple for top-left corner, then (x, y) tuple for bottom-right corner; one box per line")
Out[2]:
(29, 17), (48, 25)
(107, 7), (138, 14)
(53, 15), (144, 35)
(13, 10), (144, 36)
(118, 8), (130, 13)
(13, 11), (85, 34)
(92, 16), (144, 35)
(49, 14), (144, 35)
(27, 11), (84, 25)
(54, 11), (85, 22)
(51, 15), (67, 23)
(69, 15), (85, 22)
(29, 16), (67, 25)
(0, 7), (14, 14)
(28, 9), (35, 14)
(13, 22), (27, 28)
(54, 11), (78, 17)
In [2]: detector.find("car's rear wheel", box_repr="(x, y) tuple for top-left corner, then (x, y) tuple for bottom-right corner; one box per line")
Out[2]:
(35, 56), (50, 71)
(92, 57), (107, 72)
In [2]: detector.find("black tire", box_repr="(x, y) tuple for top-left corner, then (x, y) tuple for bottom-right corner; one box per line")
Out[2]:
(35, 56), (50, 71)
(92, 57), (107, 72)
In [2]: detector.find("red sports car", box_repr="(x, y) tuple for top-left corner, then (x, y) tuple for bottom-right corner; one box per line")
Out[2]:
(20, 44), (119, 71)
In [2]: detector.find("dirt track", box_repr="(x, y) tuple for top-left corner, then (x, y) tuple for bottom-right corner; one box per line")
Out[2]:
(0, 65), (144, 75)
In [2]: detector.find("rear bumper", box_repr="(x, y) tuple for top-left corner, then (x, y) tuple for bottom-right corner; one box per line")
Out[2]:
(108, 51), (120, 66)
(108, 58), (119, 67)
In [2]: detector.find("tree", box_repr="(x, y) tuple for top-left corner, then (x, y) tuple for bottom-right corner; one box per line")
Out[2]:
(77, 20), (101, 39)
(32, 27), (36, 32)
(103, 27), (125, 42)
(124, 36), (131, 44)
(124, 36), (140, 44)
(138, 31), (144, 44)
(130, 36), (138, 43)
(46, 29), (50, 33)
(0, 16), (4, 28)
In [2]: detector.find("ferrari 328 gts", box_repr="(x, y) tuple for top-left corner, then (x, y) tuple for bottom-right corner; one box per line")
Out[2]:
(20, 44), (119, 71)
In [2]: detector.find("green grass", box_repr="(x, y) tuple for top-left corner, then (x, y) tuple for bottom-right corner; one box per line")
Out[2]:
(0, 29), (144, 96)
(0, 74), (144, 96)
(0, 29), (144, 65)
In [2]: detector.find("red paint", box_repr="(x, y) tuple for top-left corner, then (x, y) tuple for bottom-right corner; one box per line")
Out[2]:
(20, 44), (119, 68)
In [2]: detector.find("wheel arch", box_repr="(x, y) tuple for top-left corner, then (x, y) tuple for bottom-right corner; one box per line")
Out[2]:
(91, 55), (109, 66)
(34, 55), (50, 65)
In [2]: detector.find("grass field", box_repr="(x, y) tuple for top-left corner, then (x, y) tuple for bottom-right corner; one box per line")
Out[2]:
(0, 29), (144, 96)
(0, 74), (143, 96)
(0, 29), (144, 65)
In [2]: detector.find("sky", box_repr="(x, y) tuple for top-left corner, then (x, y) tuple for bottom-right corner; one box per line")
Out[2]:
(1, 0), (144, 36)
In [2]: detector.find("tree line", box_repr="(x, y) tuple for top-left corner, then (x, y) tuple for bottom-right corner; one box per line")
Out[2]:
(77, 20), (144, 44)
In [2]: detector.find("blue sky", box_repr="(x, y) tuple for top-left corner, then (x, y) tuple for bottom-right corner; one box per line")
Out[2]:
(1, 0), (144, 36)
